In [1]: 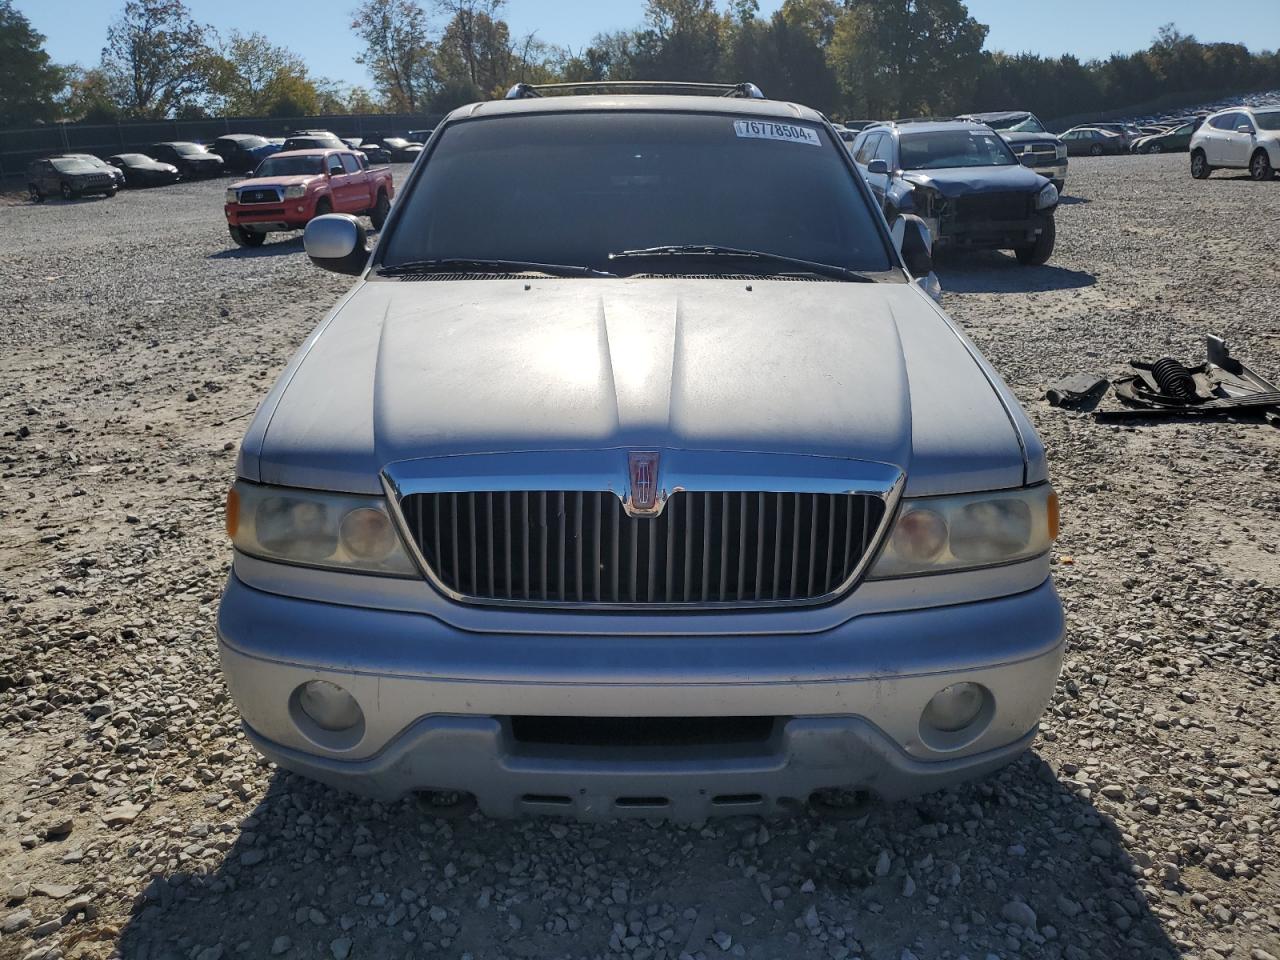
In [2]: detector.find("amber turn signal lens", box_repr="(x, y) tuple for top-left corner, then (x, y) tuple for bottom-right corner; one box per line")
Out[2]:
(225, 486), (240, 539)
(1047, 491), (1060, 541)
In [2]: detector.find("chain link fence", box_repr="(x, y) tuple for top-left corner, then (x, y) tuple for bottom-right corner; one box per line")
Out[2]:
(0, 112), (442, 181)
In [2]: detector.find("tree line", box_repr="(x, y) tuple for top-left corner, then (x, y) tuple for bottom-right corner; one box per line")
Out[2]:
(2, 0), (1279, 129)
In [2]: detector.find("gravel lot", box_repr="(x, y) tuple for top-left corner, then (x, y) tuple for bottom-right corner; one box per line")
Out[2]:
(1, 156), (1278, 960)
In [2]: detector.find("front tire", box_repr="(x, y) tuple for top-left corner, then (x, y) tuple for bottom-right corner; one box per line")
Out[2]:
(370, 191), (390, 230)
(1089, 143), (1103, 156)
(1250, 149), (1274, 181)
(1190, 150), (1211, 179)
(1149, 143), (1163, 154)
(1014, 218), (1055, 266)
(229, 226), (265, 248)
(28, 183), (44, 203)
(60, 181), (75, 200)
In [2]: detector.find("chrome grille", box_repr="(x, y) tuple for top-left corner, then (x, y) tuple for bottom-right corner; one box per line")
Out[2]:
(399, 491), (886, 606)
(239, 188), (280, 204)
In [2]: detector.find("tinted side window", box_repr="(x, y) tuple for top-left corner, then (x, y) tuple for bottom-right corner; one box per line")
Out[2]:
(341, 153), (360, 174)
(854, 134), (878, 164)
(327, 155), (345, 175)
(1209, 114), (1232, 130)
(873, 134), (895, 164)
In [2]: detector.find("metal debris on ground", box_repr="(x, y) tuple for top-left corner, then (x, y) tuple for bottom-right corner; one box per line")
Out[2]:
(1045, 373), (1110, 410)
(1092, 335), (1280, 423)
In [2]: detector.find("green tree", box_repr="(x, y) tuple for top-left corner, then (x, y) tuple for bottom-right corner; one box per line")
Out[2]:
(101, 0), (214, 117)
(829, 0), (987, 117)
(208, 31), (322, 116)
(725, 8), (838, 111)
(633, 0), (726, 81)
(0, 0), (68, 126)
(60, 66), (121, 122)
(351, 0), (436, 111)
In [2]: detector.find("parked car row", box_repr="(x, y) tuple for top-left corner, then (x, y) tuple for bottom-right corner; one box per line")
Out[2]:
(24, 127), (430, 205)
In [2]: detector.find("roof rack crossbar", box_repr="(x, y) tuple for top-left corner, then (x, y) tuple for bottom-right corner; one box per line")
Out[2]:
(503, 80), (765, 100)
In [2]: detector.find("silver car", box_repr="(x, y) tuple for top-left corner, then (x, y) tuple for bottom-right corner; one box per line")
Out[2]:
(218, 82), (1064, 821)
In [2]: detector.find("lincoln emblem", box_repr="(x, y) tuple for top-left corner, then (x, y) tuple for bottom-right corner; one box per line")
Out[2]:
(627, 451), (661, 516)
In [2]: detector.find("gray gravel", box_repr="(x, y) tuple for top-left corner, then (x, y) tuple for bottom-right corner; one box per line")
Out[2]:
(1, 155), (1278, 960)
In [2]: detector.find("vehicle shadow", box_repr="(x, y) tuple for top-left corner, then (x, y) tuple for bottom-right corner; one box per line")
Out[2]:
(1056, 195), (1091, 205)
(114, 750), (1180, 960)
(208, 237), (306, 260)
(938, 252), (1097, 294)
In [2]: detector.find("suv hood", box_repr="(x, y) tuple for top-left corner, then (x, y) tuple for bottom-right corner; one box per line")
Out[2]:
(902, 163), (1047, 196)
(242, 280), (1041, 498)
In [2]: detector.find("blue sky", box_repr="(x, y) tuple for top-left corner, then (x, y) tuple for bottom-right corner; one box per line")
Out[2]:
(18, 0), (1280, 91)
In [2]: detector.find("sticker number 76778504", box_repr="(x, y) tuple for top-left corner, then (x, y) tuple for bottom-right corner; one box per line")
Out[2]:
(732, 120), (821, 146)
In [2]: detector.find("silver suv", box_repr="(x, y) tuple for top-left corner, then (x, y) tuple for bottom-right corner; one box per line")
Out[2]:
(218, 82), (1065, 821)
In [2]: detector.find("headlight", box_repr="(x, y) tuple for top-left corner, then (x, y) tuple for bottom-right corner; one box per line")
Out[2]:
(225, 481), (417, 576)
(1055, 144), (1067, 160)
(1035, 183), (1059, 209)
(284, 184), (307, 199)
(869, 485), (1057, 578)
(225, 188), (238, 203)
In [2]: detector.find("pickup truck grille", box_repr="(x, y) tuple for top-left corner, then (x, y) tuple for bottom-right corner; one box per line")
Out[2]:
(398, 490), (886, 607)
(239, 188), (280, 204)
(951, 191), (1032, 222)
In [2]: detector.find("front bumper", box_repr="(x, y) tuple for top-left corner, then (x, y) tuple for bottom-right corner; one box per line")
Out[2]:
(217, 573), (1065, 818)
(225, 202), (315, 230)
(1020, 158), (1067, 185)
(935, 211), (1054, 250)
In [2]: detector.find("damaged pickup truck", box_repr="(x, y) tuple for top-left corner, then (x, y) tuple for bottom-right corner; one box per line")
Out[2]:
(852, 120), (1059, 265)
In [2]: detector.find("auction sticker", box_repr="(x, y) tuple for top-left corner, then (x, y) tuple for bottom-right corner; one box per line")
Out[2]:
(733, 120), (821, 146)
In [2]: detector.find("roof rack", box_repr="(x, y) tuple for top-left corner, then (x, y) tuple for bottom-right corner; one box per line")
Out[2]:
(503, 81), (766, 101)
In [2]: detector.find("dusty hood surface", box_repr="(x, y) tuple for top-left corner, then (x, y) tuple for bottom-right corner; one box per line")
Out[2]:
(230, 174), (320, 191)
(242, 278), (1036, 497)
(902, 163), (1047, 197)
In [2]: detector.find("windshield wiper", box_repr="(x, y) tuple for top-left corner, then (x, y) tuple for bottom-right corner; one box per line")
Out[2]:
(377, 258), (616, 278)
(607, 244), (877, 282)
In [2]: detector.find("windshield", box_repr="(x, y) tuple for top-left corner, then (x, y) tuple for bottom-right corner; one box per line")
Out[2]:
(1254, 110), (1280, 131)
(232, 136), (268, 148)
(254, 155), (325, 177)
(899, 130), (1017, 170)
(117, 154), (149, 164)
(171, 143), (207, 156)
(984, 114), (1045, 133)
(50, 158), (95, 174)
(380, 112), (892, 276)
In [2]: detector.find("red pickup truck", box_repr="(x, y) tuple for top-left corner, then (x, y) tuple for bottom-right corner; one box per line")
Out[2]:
(224, 149), (394, 247)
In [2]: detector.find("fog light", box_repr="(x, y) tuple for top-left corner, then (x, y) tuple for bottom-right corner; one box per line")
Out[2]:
(298, 680), (362, 731)
(923, 682), (986, 732)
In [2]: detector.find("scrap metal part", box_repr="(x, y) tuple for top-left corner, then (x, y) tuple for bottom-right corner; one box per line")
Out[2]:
(1095, 335), (1280, 423)
(1046, 373), (1110, 410)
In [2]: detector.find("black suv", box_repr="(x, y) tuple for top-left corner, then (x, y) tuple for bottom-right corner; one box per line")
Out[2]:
(150, 142), (225, 178)
(954, 111), (1067, 192)
(850, 120), (1059, 265)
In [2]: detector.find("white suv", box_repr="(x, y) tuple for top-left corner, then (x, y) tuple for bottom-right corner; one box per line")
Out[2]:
(1190, 106), (1280, 181)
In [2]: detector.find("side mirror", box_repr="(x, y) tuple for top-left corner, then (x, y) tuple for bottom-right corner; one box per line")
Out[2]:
(892, 213), (933, 276)
(892, 214), (941, 302)
(305, 214), (369, 276)
(866, 159), (889, 175)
